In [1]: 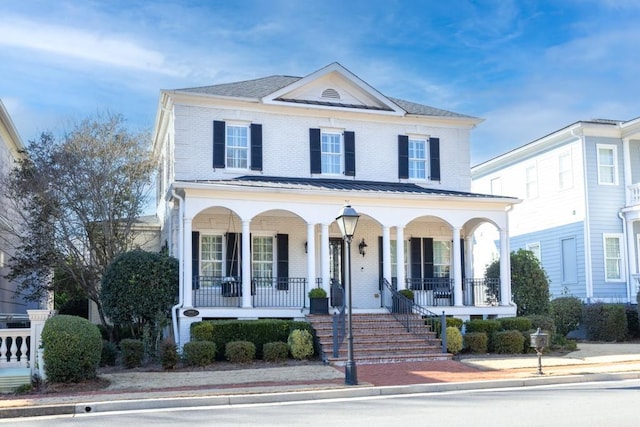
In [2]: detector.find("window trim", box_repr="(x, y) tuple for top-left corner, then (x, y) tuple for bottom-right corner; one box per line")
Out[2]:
(558, 151), (573, 190)
(199, 233), (224, 279)
(225, 122), (250, 170)
(603, 233), (624, 282)
(525, 164), (538, 199)
(320, 129), (343, 175)
(252, 234), (276, 280)
(596, 144), (618, 186)
(408, 137), (429, 180)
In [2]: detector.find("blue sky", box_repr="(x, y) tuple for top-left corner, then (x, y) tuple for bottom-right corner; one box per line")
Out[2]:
(1, 0), (639, 165)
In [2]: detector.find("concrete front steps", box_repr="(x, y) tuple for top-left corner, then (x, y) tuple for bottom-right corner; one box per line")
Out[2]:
(307, 313), (451, 365)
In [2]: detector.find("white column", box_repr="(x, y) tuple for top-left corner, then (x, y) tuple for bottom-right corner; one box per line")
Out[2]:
(452, 228), (463, 307)
(28, 310), (52, 379)
(499, 228), (511, 306)
(382, 226), (391, 284)
(241, 220), (252, 308)
(396, 226), (406, 289)
(321, 224), (330, 293)
(623, 138), (632, 205)
(464, 236), (474, 305)
(307, 223), (316, 292)
(626, 218), (636, 302)
(183, 217), (193, 307)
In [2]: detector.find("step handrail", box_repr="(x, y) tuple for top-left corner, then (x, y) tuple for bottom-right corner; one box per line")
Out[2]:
(331, 280), (346, 358)
(382, 279), (447, 353)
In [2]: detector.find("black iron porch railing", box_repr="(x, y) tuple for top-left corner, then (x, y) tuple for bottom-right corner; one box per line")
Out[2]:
(382, 279), (447, 353)
(406, 278), (454, 306)
(192, 276), (307, 308)
(465, 277), (500, 306)
(330, 280), (346, 358)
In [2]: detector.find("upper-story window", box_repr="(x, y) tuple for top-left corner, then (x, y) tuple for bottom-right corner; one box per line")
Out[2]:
(398, 135), (440, 181)
(310, 128), (356, 176)
(226, 125), (249, 169)
(321, 131), (342, 175)
(213, 121), (262, 171)
(525, 165), (538, 198)
(597, 144), (618, 185)
(408, 138), (428, 179)
(558, 151), (573, 190)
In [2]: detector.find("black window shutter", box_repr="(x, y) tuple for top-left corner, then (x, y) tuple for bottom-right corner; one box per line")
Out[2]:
(460, 238), (466, 280)
(410, 238), (422, 289)
(423, 238), (434, 278)
(226, 233), (240, 278)
(309, 128), (321, 174)
(398, 135), (409, 179)
(213, 121), (226, 168)
(429, 137), (440, 181)
(250, 123), (263, 171)
(276, 234), (289, 290)
(378, 236), (383, 291)
(344, 131), (356, 176)
(192, 231), (200, 289)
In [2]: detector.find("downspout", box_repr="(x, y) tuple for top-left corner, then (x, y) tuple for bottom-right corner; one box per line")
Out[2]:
(618, 211), (631, 302)
(171, 190), (185, 346)
(574, 129), (593, 301)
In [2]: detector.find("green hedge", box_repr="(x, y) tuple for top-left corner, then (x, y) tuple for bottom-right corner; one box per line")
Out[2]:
(493, 330), (525, 354)
(583, 303), (628, 342)
(498, 317), (532, 332)
(550, 297), (583, 337)
(120, 339), (144, 368)
(190, 319), (314, 360)
(263, 342), (289, 362)
(41, 315), (102, 383)
(463, 332), (488, 354)
(183, 341), (217, 366)
(225, 341), (256, 363)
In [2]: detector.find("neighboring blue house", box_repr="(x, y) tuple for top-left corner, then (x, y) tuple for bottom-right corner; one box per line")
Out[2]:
(472, 118), (640, 303)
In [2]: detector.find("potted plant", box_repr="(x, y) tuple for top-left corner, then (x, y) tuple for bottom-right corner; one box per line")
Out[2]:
(308, 287), (329, 315)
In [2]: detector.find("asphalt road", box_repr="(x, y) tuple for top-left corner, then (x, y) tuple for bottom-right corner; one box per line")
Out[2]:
(6, 378), (640, 427)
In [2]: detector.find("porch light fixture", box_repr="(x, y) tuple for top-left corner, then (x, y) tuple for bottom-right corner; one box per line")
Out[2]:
(304, 241), (308, 254)
(358, 238), (367, 257)
(336, 204), (360, 386)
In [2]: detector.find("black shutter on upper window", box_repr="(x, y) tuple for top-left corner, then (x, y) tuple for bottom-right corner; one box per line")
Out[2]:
(250, 123), (263, 171)
(276, 234), (289, 290)
(192, 231), (200, 289)
(213, 121), (226, 169)
(423, 238), (434, 279)
(398, 135), (409, 179)
(309, 128), (321, 174)
(429, 137), (440, 181)
(344, 131), (355, 176)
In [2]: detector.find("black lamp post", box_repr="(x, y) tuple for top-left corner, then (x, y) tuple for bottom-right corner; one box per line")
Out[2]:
(336, 204), (359, 385)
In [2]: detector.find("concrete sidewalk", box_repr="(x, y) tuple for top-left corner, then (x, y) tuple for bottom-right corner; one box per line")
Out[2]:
(2, 343), (640, 419)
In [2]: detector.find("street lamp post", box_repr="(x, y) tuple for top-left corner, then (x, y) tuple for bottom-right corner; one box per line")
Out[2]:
(336, 204), (360, 385)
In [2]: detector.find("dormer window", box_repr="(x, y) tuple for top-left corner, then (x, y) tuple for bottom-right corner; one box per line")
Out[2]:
(321, 88), (340, 100)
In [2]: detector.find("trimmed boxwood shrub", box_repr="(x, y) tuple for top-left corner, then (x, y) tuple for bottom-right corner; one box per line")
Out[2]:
(100, 340), (118, 367)
(190, 319), (315, 360)
(160, 339), (179, 370)
(225, 341), (256, 363)
(498, 317), (532, 332)
(463, 332), (488, 354)
(288, 329), (314, 360)
(625, 305), (640, 339)
(583, 303), (628, 342)
(464, 319), (501, 351)
(493, 330), (525, 354)
(550, 296), (583, 337)
(263, 341), (289, 362)
(191, 322), (215, 342)
(183, 341), (217, 366)
(41, 315), (102, 383)
(120, 339), (144, 368)
(446, 327), (463, 354)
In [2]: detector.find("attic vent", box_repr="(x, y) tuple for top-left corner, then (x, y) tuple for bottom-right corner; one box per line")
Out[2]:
(321, 88), (340, 100)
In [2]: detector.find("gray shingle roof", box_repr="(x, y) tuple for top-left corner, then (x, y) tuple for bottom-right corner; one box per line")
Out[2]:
(175, 75), (472, 119)
(183, 176), (514, 199)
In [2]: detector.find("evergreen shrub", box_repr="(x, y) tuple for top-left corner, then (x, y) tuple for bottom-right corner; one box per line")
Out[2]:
(583, 303), (627, 342)
(288, 329), (314, 360)
(463, 332), (488, 354)
(493, 330), (525, 354)
(120, 339), (144, 368)
(263, 341), (289, 362)
(183, 341), (217, 366)
(225, 340), (256, 363)
(446, 326), (463, 354)
(550, 296), (583, 337)
(498, 317), (531, 332)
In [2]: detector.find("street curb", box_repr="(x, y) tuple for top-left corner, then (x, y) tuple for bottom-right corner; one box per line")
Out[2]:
(5, 371), (639, 419)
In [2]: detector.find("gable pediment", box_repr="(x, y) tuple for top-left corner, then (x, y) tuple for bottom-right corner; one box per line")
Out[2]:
(262, 63), (405, 115)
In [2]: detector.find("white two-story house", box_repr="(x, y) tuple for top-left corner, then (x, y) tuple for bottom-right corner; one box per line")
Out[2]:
(472, 118), (640, 304)
(152, 63), (518, 347)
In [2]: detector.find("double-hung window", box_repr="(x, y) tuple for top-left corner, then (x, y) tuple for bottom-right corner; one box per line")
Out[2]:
(525, 165), (538, 198)
(603, 234), (623, 281)
(408, 138), (427, 179)
(433, 240), (451, 278)
(200, 235), (223, 278)
(321, 132), (342, 174)
(226, 125), (249, 169)
(558, 152), (573, 190)
(597, 144), (618, 185)
(252, 236), (274, 282)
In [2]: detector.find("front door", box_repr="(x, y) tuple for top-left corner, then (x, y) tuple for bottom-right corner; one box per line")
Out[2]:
(329, 238), (345, 307)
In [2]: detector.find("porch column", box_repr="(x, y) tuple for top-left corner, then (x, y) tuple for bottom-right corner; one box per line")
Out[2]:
(321, 224), (330, 293)
(499, 228), (511, 306)
(241, 220), (252, 308)
(464, 236), (474, 305)
(396, 226), (406, 289)
(28, 310), (51, 379)
(382, 226), (391, 284)
(626, 218), (636, 302)
(452, 228), (463, 307)
(307, 223), (317, 293)
(183, 217), (193, 307)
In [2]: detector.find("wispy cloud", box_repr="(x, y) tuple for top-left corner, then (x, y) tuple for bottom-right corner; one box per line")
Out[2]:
(0, 16), (184, 76)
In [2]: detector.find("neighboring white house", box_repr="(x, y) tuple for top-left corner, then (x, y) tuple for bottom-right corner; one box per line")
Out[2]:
(152, 62), (519, 347)
(0, 99), (44, 320)
(472, 118), (640, 304)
